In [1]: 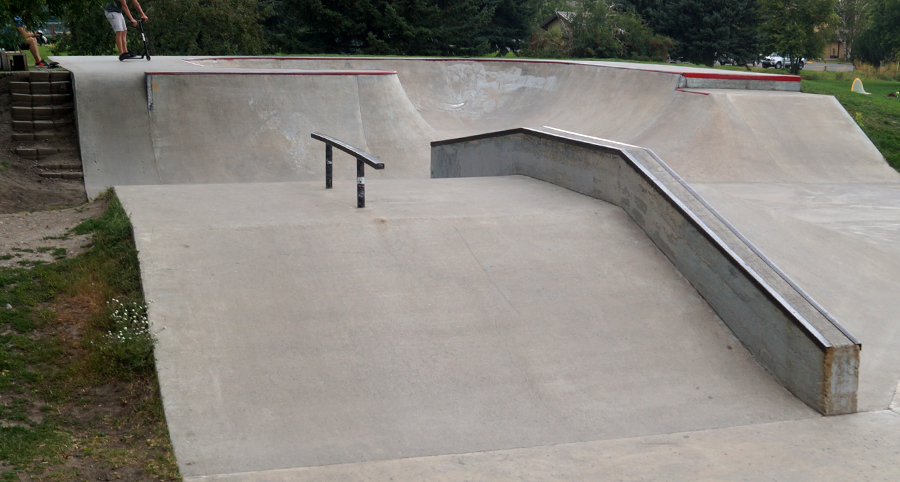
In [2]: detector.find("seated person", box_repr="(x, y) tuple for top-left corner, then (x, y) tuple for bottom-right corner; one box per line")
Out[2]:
(13, 16), (58, 68)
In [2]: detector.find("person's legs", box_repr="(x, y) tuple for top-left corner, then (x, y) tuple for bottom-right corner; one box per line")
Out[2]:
(106, 12), (128, 56)
(25, 37), (42, 64)
(115, 30), (127, 55)
(15, 25), (44, 65)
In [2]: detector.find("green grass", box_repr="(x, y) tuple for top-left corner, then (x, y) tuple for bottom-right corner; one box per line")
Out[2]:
(800, 78), (900, 171)
(0, 191), (180, 481)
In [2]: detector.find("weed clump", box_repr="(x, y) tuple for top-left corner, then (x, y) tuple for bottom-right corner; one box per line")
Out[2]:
(91, 299), (155, 376)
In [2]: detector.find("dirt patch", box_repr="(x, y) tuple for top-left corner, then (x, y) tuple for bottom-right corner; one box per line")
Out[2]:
(0, 74), (88, 214)
(0, 201), (105, 267)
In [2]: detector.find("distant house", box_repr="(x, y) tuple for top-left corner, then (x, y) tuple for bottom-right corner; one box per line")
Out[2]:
(540, 11), (576, 35)
(825, 41), (846, 60)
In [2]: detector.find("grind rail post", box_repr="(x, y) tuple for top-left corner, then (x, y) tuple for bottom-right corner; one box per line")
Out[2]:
(311, 133), (385, 208)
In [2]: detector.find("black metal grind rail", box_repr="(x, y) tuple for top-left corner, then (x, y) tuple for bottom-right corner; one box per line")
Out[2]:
(311, 132), (385, 208)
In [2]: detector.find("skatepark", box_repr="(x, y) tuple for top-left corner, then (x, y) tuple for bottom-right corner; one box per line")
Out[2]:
(57, 56), (900, 480)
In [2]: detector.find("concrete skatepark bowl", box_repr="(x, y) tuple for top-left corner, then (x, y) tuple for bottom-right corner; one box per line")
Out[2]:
(57, 56), (900, 480)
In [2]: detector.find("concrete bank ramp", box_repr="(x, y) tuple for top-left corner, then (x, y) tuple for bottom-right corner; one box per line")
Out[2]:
(61, 56), (896, 198)
(186, 57), (897, 183)
(146, 72), (435, 184)
(117, 177), (816, 479)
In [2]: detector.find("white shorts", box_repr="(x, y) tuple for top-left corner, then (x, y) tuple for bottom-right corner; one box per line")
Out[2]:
(106, 11), (126, 32)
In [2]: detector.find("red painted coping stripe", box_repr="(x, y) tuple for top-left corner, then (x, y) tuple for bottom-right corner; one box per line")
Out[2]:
(145, 70), (397, 76)
(182, 56), (801, 82)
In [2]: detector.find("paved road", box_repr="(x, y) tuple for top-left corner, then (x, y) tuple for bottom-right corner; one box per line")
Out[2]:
(804, 61), (856, 71)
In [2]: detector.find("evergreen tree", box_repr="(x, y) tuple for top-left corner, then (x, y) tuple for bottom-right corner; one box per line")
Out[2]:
(480, 0), (536, 55)
(618, 0), (665, 25)
(653, 0), (763, 66)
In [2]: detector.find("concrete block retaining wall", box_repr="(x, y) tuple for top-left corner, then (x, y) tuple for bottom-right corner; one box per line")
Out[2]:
(431, 128), (859, 415)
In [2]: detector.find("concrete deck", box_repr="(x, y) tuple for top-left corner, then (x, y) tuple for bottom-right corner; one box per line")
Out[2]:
(57, 55), (900, 480)
(118, 177), (820, 477)
(193, 410), (900, 481)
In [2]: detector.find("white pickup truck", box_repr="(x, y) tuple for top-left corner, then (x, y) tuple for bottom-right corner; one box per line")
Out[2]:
(761, 53), (805, 69)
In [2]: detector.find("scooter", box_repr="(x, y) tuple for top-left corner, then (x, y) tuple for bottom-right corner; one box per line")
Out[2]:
(120, 19), (151, 61)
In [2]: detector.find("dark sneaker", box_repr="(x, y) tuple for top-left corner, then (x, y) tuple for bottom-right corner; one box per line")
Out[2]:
(126, 51), (139, 58)
(119, 52), (129, 61)
(35, 60), (48, 67)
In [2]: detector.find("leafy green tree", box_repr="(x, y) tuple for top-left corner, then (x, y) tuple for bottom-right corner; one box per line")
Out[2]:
(279, 0), (527, 56)
(528, 0), (572, 32)
(2, 0), (57, 49)
(53, 0), (266, 56)
(526, 1), (673, 61)
(761, 0), (838, 73)
(53, 0), (118, 55)
(282, 0), (440, 55)
(568, 1), (622, 58)
(3, 0), (49, 26)
(653, 0), (764, 66)
(146, 0), (266, 55)
(852, 0), (899, 65)
(616, 9), (675, 60)
(835, 0), (870, 60)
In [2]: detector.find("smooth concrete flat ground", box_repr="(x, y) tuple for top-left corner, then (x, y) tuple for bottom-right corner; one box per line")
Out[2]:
(118, 177), (816, 478)
(193, 411), (900, 482)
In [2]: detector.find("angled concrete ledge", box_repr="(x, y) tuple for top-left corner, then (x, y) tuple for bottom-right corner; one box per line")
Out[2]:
(678, 72), (802, 91)
(431, 127), (859, 415)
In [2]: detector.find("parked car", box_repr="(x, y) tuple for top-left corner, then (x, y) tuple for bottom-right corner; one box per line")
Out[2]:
(716, 53), (760, 67)
(718, 56), (754, 66)
(762, 53), (805, 70)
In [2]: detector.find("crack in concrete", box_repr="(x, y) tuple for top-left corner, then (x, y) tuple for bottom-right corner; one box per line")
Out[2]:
(890, 378), (900, 414)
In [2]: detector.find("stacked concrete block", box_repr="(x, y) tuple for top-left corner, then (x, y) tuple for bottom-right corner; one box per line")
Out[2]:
(9, 70), (74, 146)
(7, 70), (83, 180)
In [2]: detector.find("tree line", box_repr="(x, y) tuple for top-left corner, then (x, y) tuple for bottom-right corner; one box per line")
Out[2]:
(4, 0), (899, 70)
